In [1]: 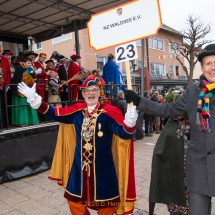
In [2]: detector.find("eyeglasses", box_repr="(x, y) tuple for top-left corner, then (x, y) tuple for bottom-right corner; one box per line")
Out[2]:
(83, 88), (99, 95)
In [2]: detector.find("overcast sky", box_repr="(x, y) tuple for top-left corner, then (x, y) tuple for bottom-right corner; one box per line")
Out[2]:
(159, 0), (215, 47)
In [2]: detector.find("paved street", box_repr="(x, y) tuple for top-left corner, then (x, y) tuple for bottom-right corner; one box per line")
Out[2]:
(1, 134), (215, 215)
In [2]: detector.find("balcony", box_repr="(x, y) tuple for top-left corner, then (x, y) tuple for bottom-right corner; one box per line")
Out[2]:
(150, 73), (188, 80)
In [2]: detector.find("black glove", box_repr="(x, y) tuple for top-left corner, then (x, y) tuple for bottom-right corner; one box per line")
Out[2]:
(124, 90), (141, 107)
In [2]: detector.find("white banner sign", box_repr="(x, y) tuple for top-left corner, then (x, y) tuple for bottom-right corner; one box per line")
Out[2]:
(87, 0), (162, 50)
(115, 41), (138, 63)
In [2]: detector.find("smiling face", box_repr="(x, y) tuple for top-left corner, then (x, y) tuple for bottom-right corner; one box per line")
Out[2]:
(47, 62), (54, 68)
(39, 55), (46, 63)
(23, 60), (32, 69)
(201, 55), (215, 82)
(82, 85), (100, 106)
(4, 54), (12, 60)
(28, 54), (36, 63)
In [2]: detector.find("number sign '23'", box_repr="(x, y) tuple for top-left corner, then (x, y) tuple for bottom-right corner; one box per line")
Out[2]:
(115, 41), (138, 63)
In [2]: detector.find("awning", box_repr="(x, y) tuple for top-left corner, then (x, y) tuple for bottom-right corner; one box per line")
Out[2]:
(0, 0), (130, 43)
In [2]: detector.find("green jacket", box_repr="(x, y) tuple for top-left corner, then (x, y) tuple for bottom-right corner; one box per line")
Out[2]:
(149, 118), (186, 206)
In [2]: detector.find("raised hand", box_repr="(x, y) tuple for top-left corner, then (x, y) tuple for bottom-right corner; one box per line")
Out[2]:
(18, 82), (37, 102)
(124, 90), (141, 107)
(35, 68), (42, 75)
(123, 105), (138, 128)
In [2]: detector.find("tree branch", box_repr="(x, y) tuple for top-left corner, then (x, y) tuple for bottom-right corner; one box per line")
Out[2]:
(169, 14), (214, 85)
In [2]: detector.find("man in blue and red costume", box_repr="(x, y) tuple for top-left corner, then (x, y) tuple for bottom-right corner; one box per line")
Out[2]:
(17, 75), (138, 215)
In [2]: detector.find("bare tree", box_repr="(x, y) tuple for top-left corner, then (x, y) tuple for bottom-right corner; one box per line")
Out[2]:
(170, 15), (213, 85)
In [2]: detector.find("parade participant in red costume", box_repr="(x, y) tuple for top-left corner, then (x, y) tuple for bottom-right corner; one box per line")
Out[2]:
(45, 59), (55, 72)
(2, 50), (15, 81)
(34, 53), (51, 101)
(0, 53), (11, 127)
(67, 54), (82, 101)
(18, 75), (138, 215)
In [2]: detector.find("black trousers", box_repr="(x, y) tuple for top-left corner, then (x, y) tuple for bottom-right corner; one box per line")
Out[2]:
(189, 191), (211, 215)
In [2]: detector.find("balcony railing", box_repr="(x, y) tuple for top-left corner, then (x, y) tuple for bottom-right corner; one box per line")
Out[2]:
(150, 73), (188, 80)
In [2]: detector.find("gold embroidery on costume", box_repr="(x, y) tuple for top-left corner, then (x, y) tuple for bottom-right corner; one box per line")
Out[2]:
(81, 104), (104, 177)
(82, 108), (98, 176)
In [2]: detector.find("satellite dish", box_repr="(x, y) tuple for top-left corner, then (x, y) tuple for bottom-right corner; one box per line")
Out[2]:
(166, 70), (174, 79)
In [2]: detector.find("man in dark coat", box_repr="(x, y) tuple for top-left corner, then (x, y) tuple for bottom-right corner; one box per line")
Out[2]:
(111, 90), (127, 116)
(125, 44), (215, 215)
(52, 55), (68, 107)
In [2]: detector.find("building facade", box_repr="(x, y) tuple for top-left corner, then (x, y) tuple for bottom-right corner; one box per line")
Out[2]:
(0, 24), (186, 91)
(31, 24), (185, 90)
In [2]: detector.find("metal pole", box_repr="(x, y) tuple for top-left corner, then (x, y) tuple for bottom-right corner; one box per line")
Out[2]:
(74, 20), (80, 55)
(5, 86), (9, 129)
(141, 39), (145, 97)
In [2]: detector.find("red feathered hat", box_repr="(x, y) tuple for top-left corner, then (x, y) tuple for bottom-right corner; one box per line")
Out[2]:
(79, 75), (105, 89)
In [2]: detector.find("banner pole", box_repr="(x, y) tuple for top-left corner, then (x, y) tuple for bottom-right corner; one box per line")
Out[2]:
(125, 60), (133, 109)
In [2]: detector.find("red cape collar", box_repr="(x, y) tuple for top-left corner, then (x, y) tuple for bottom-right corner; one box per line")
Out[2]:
(54, 102), (124, 125)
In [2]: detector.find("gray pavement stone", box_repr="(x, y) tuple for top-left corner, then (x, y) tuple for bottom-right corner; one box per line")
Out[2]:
(2, 134), (215, 214)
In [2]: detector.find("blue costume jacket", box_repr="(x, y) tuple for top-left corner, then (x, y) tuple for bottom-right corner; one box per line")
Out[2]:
(37, 102), (136, 207)
(102, 60), (121, 85)
(102, 60), (121, 97)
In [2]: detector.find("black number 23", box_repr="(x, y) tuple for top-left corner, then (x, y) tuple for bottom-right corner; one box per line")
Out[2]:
(116, 44), (136, 61)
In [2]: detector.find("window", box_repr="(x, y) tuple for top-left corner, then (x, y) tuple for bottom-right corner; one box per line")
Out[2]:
(16, 44), (23, 55)
(136, 40), (142, 46)
(175, 65), (180, 76)
(150, 63), (165, 75)
(52, 33), (72, 45)
(35, 42), (42, 50)
(170, 65), (174, 72)
(168, 42), (179, 54)
(96, 56), (122, 74)
(149, 37), (164, 50)
(96, 56), (107, 70)
(129, 60), (137, 72)
(138, 60), (142, 70)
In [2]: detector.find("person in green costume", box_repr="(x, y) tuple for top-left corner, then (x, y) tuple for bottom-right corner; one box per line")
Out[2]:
(148, 92), (190, 215)
(11, 56), (40, 126)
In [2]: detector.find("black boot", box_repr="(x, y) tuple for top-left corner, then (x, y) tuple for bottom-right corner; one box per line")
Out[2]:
(149, 202), (155, 215)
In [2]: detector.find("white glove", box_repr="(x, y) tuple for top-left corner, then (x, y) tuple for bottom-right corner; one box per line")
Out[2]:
(18, 82), (37, 101)
(35, 68), (42, 75)
(17, 82), (42, 109)
(123, 105), (138, 128)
